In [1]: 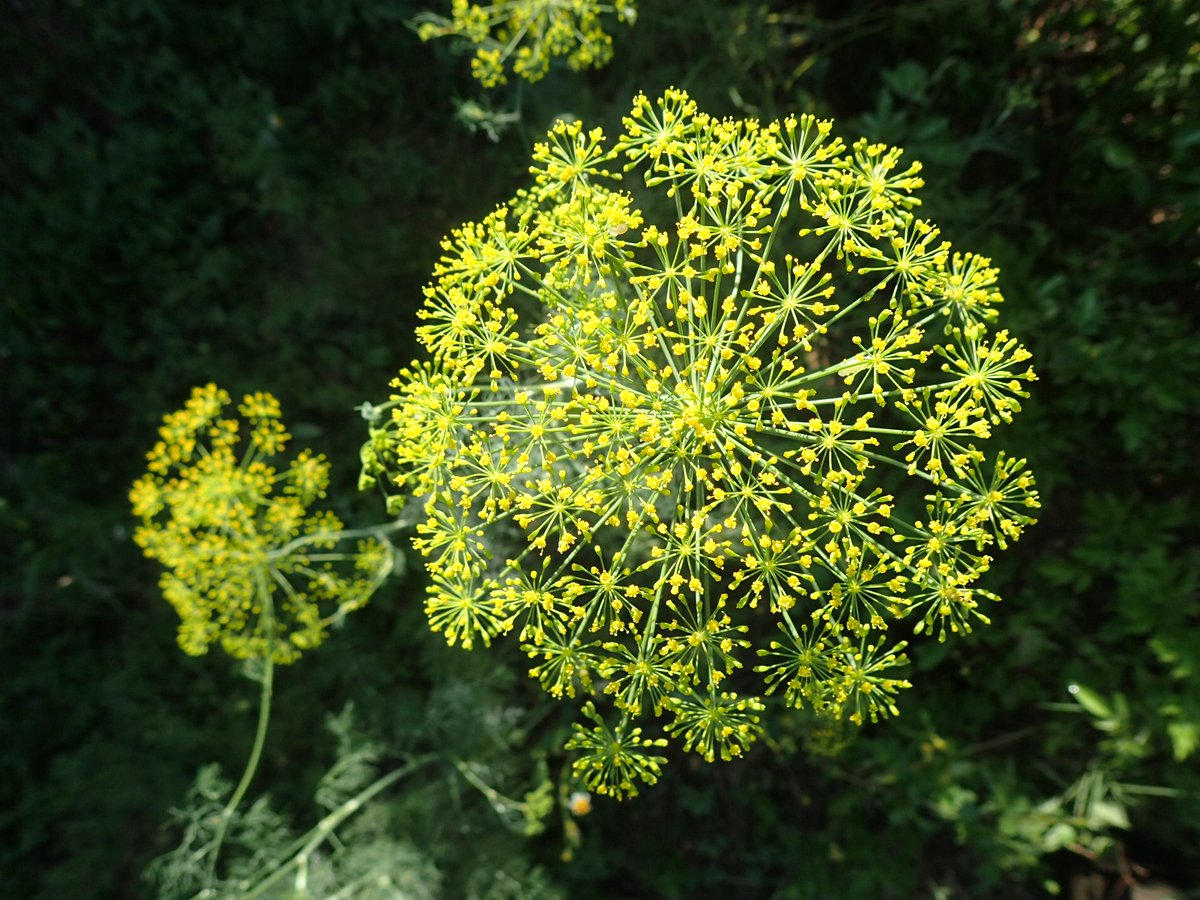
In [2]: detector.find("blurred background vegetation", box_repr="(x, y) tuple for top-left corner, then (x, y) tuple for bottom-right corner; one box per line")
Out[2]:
(2, 0), (1198, 896)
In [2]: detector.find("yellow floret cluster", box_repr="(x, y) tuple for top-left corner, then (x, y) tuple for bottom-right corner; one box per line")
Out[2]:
(363, 90), (1039, 798)
(133, 385), (393, 664)
(415, 0), (637, 87)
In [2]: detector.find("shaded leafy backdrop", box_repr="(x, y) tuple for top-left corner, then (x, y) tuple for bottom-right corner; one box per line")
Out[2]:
(2, 0), (1197, 896)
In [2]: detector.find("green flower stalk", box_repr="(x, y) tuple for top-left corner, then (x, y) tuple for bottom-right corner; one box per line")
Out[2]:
(132, 384), (394, 664)
(364, 90), (1040, 798)
(133, 385), (404, 892)
(415, 0), (638, 87)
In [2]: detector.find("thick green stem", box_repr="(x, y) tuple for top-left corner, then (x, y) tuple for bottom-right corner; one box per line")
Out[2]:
(202, 568), (276, 893)
(222, 655), (274, 824)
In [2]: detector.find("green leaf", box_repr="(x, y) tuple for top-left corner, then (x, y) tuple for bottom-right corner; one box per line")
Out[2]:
(1101, 140), (1136, 169)
(1090, 799), (1130, 830)
(1068, 683), (1111, 719)
(1041, 822), (1076, 851)
(1167, 721), (1200, 761)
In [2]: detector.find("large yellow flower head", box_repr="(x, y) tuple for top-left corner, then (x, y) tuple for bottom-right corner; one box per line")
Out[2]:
(365, 90), (1039, 797)
(415, 0), (637, 88)
(133, 385), (393, 664)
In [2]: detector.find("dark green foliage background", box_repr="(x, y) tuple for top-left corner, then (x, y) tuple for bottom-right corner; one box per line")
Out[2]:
(2, 0), (1197, 896)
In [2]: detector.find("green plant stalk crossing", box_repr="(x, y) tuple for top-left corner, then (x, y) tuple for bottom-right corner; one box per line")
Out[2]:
(203, 566), (276, 893)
